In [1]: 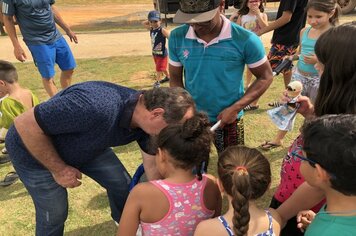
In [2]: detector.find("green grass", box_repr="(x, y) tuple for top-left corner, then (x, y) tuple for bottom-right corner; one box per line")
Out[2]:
(0, 55), (303, 235)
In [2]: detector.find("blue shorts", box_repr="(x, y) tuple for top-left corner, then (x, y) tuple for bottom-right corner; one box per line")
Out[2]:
(28, 37), (76, 79)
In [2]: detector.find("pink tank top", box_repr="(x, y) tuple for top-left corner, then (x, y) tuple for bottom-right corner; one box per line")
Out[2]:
(141, 175), (215, 236)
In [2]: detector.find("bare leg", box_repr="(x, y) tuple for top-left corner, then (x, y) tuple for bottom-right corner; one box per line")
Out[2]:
(156, 71), (163, 82)
(162, 70), (170, 79)
(60, 69), (74, 89)
(271, 130), (288, 146)
(42, 78), (58, 97)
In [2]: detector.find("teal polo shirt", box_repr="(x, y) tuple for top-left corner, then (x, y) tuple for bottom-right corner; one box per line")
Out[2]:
(169, 16), (266, 122)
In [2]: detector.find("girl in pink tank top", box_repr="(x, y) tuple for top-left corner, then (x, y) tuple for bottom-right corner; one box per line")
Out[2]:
(117, 113), (222, 236)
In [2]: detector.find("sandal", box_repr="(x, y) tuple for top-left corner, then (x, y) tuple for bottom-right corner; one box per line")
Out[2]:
(1, 148), (7, 155)
(0, 171), (19, 187)
(0, 155), (10, 164)
(244, 104), (259, 111)
(268, 101), (282, 108)
(260, 141), (281, 150)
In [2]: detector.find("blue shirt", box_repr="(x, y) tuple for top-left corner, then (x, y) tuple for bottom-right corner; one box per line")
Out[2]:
(6, 81), (153, 168)
(169, 16), (266, 122)
(297, 27), (318, 75)
(2, 0), (61, 45)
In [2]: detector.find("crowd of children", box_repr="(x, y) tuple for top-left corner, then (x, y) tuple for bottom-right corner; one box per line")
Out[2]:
(1, 0), (356, 235)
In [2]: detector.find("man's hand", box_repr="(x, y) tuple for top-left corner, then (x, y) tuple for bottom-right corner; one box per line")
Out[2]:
(52, 165), (82, 188)
(14, 45), (27, 62)
(217, 107), (238, 127)
(297, 210), (315, 232)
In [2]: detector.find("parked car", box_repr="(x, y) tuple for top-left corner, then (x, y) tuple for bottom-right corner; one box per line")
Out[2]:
(154, 0), (356, 15)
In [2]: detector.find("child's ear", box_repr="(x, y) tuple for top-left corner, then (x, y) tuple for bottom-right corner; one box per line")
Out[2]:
(0, 80), (6, 86)
(315, 164), (331, 183)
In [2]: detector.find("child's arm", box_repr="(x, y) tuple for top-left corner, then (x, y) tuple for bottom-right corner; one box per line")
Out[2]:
(116, 186), (142, 236)
(205, 175), (222, 217)
(162, 27), (170, 39)
(297, 210), (316, 232)
(229, 11), (239, 24)
(258, 10), (293, 35)
(287, 27), (305, 61)
(142, 20), (151, 30)
(257, 12), (268, 29)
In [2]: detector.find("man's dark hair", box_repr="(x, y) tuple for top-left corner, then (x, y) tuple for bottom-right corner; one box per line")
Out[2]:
(0, 60), (18, 83)
(302, 114), (356, 195)
(143, 87), (195, 123)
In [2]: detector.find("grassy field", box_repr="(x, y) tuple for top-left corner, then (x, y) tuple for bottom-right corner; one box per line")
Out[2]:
(0, 55), (304, 235)
(0, 0), (309, 234)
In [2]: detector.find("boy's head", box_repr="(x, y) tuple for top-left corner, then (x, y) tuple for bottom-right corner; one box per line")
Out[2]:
(0, 60), (18, 84)
(301, 114), (356, 196)
(148, 10), (161, 24)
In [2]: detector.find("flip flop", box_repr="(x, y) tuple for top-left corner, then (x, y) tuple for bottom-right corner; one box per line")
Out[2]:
(260, 141), (281, 150)
(0, 171), (19, 187)
(244, 104), (259, 111)
(0, 155), (10, 164)
(268, 101), (282, 108)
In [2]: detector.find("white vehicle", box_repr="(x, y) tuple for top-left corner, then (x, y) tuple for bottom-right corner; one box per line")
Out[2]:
(153, 0), (356, 15)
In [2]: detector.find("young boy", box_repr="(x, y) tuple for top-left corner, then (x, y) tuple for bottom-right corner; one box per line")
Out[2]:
(295, 114), (356, 235)
(0, 60), (39, 186)
(142, 10), (170, 88)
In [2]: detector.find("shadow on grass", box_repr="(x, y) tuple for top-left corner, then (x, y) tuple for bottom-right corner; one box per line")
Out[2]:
(87, 192), (110, 210)
(66, 220), (116, 236)
(0, 181), (28, 201)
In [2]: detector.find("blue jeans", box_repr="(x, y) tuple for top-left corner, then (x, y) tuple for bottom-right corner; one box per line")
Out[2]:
(12, 148), (131, 236)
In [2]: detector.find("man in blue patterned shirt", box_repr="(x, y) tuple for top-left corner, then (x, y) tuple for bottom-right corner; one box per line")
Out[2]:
(6, 81), (195, 235)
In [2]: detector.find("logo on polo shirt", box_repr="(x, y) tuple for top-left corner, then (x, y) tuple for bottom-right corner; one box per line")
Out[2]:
(183, 49), (190, 59)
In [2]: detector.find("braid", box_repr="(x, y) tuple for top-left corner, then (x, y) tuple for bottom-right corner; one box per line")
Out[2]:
(231, 170), (251, 236)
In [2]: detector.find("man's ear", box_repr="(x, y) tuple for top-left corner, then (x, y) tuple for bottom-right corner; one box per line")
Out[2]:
(150, 108), (165, 119)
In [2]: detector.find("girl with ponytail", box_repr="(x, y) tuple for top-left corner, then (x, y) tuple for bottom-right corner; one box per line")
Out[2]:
(117, 112), (221, 236)
(195, 146), (281, 236)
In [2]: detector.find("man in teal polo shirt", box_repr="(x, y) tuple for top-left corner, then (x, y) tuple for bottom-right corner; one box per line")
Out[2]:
(169, 0), (273, 152)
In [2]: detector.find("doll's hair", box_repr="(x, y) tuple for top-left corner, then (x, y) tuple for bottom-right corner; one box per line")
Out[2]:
(238, 0), (265, 16)
(306, 0), (340, 26)
(302, 114), (356, 195)
(314, 22), (356, 116)
(0, 60), (18, 84)
(153, 112), (212, 180)
(218, 146), (271, 236)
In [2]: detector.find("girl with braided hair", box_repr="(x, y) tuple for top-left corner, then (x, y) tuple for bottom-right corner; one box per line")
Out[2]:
(195, 146), (281, 236)
(117, 112), (222, 236)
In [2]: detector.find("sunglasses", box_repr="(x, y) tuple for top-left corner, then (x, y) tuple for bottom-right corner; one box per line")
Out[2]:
(290, 150), (337, 179)
(287, 86), (297, 92)
(291, 151), (317, 167)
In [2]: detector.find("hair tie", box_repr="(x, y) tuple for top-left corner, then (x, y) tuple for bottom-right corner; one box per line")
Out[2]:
(235, 166), (248, 176)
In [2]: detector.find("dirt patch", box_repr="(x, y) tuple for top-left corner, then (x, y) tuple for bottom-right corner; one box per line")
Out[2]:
(58, 4), (152, 26)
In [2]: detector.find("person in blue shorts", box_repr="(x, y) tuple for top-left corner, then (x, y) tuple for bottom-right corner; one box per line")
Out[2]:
(169, 0), (273, 153)
(2, 0), (78, 97)
(5, 82), (195, 235)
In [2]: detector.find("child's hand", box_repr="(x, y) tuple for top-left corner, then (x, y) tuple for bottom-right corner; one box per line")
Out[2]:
(304, 54), (317, 65)
(250, 6), (261, 16)
(297, 210), (315, 232)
